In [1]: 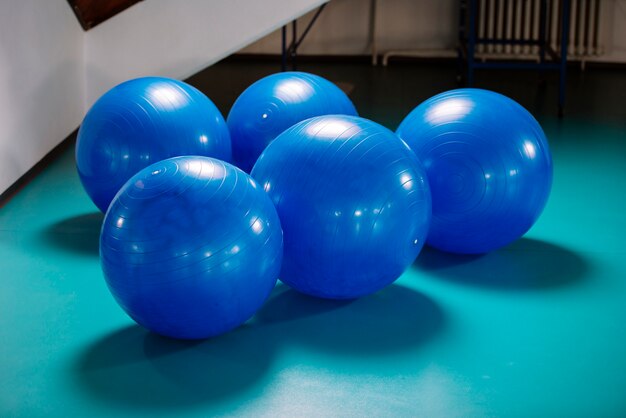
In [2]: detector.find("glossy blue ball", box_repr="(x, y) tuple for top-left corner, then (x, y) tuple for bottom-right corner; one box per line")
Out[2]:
(227, 72), (358, 172)
(396, 88), (553, 254)
(251, 115), (431, 300)
(76, 77), (231, 213)
(100, 156), (283, 340)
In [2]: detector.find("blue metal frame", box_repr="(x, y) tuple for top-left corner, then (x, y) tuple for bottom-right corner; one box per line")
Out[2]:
(459, 0), (571, 116)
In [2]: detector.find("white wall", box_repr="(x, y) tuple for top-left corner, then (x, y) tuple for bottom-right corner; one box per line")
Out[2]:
(84, 0), (328, 107)
(601, 0), (626, 62)
(0, 0), (84, 195)
(0, 0), (327, 196)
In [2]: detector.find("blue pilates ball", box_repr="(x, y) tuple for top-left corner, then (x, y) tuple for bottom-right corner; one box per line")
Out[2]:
(227, 71), (357, 172)
(76, 77), (231, 212)
(396, 88), (553, 254)
(100, 156), (282, 339)
(251, 115), (431, 299)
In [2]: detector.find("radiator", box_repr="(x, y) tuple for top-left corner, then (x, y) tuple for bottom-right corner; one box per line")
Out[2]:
(475, 0), (605, 60)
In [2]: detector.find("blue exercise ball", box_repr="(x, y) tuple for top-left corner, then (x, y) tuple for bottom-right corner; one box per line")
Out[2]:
(100, 156), (283, 340)
(251, 115), (431, 300)
(227, 71), (358, 172)
(396, 88), (553, 254)
(76, 77), (231, 213)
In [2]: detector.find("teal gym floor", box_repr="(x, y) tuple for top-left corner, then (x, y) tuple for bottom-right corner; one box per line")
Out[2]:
(1, 58), (625, 417)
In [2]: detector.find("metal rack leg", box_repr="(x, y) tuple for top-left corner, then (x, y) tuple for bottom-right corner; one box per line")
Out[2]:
(539, 0), (547, 65)
(291, 20), (298, 70)
(280, 4), (327, 72)
(457, 0), (467, 84)
(467, 0), (477, 86)
(558, 0), (571, 117)
(370, 0), (378, 65)
(281, 26), (287, 72)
